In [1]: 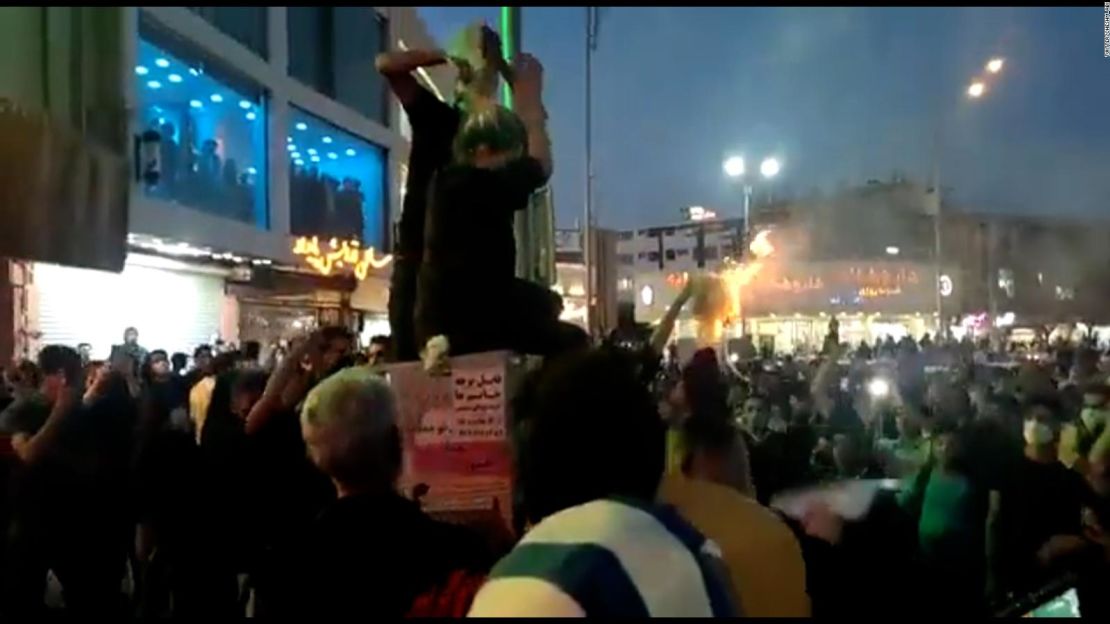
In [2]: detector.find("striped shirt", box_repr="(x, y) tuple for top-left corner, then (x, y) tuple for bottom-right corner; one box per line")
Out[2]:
(468, 498), (737, 617)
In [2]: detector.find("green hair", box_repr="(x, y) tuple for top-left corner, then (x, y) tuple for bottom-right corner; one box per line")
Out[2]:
(453, 104), (528, 164)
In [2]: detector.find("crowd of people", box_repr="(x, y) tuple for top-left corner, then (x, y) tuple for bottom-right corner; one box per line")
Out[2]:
(1, 310), (1108, 618)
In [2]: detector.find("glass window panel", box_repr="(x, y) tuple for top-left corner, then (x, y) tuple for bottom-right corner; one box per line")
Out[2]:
(287, 7), (329, 94)
(332, 8), (387, 123)
(135, 25), (269, 228)
(288, 107), (387, 248)
(188, 7), (268, 58)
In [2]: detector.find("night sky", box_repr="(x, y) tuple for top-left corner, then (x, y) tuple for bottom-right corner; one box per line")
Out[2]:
(418, 7), (1110, 230)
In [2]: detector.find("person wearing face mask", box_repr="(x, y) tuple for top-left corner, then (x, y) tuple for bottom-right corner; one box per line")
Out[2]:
(1060, 382), (1110, 473)
(992, 397), (1095, 605)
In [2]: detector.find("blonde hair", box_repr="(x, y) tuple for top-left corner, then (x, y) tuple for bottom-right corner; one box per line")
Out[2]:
(301, 368), (400, 487)
(453, 103), (527, 165)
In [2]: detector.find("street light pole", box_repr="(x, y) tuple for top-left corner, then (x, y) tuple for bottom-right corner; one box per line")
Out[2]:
(584, 7), (598, 338)
(930, 57), (1005, 342)
(931, 117), (945, 341)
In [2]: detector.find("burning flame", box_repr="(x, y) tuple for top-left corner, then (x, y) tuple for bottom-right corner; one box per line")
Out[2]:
(693, 229), (776, 345)
(749, 230), (775, 259)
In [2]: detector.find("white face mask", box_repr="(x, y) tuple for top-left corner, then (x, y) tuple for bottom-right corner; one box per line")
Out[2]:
(768, 415), (788, 434)
(1080, 408), (1109, 433)
(1023, 419), (1054, 446)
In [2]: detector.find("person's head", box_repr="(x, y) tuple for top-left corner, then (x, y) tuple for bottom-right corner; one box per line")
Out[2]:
(944, 419), (1024, 488)
(37, 345), (83, 404)
(123, 327), (139, 345)
(194, 345), (214, 374)
(453, 103), (527, 169)
(231, 370), (269, 420)
(672, 348), (729, 422)
(241, 340), (261, 364)
(1023, 396), (1063, 452)
(681, 417), (754, 496)
(317, 326), (354, 376)
(512, 349), (665, 525)
(301, 368), (400, 496)
(367, 335), (391, 366)
(1081, 382), (1110, 433)
(76, 343), (92, 361)
(7, 359), (42, 393)
(832, 432), (873, 477)
(170, 352), (188, 374)
(144, 349), (171, 383)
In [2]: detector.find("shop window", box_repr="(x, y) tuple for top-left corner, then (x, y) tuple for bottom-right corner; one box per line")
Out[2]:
(676, 248), (690, 257)
(703, 247), (719, 261)
(288, 7), (388, 124)
(647, 251), (660, 263)
(135, 24), (268, 228)
(618, 253), (633, 265)
(288, 107), (387, 247)
(188, 7), (268, 57)
(665, 249), (676, 261)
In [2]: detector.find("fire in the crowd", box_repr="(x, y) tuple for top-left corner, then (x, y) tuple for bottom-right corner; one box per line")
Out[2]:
(692, 229), (776, 345)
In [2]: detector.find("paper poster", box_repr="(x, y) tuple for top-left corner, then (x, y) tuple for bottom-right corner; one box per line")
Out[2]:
(451, 367), (507, 443)
(388, 352), (520, 535)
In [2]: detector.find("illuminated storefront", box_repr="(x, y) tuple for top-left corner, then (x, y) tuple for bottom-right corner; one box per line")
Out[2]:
(135, 23), (269, 227)
(287, 109), (389, 248)
(633, 260), (949, 353)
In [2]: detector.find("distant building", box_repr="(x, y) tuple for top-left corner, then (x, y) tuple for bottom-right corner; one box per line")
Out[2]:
(553, 227), (618, 336)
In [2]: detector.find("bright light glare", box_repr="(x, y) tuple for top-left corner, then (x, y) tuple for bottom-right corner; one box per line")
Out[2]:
(986, 58), (1004, 74)
(239, 100), (252, 110)
(147, 80), (162, 90)
(154, 58), (170, 68)
(189, 99), (203, 109)
(296, 122), (308, 131)
(322, 136), (333, 144)
(134, 66), (149, 75)
(760, 157), (781, 178)
(210, 93), (223, 103)
(968, 82), (985, 98)
(868, 378), (890, 398)
(245, 112), (257, 121)
(167, 73), (183, 83)
(345, 148), (356, 157)
(723, 156), (745, 178)
(327, 152), (338, 160)
(729, 353), (740, 363)
(886, 246), (900, 256)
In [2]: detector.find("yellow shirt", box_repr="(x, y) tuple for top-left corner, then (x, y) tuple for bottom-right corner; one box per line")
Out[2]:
(658, 474), (811, 617)
(189, 376), (216, 444)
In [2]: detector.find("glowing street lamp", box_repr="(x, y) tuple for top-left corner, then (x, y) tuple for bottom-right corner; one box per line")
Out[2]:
(760, 157), (781, 178)
(986, 58), (1004, 74)
(967, 81), (986, 98)
(723, 156), (745, 178)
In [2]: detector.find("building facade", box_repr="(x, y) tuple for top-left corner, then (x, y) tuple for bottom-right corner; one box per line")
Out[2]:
(12, 7), (446, 359)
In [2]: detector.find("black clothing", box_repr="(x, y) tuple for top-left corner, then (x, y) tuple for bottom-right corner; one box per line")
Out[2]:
(2, 389), (135, 617)
(995, 459), (1092, 599)
(423, 158), (548, 283)
(278, 491), (490, 618)
(397, 87), (462, 259)
(389, 85), (460, 361)
(415, 158), (584, 357)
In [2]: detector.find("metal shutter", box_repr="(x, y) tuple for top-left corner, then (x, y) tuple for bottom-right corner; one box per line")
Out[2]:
(34, 260), (224, 360)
